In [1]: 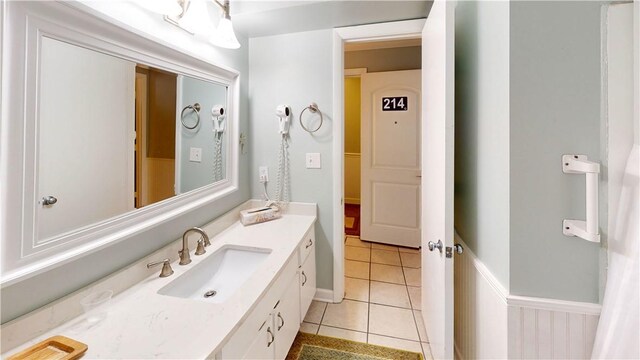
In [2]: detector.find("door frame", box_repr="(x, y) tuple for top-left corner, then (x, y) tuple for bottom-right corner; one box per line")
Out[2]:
(331, 19), (426, 303)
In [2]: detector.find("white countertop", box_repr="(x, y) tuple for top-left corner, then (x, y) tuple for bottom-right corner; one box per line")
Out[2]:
(2, 204), (316, 359)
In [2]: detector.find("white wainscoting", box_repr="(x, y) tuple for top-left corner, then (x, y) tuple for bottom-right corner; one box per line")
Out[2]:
(344, 152), (361, 204)
(454, 233), (601, 359)
(454, 234), (509, 360)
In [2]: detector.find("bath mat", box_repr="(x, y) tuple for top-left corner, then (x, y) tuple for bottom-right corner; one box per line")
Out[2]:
(345, 203), (360, 236)
(286, 332), (423, 360)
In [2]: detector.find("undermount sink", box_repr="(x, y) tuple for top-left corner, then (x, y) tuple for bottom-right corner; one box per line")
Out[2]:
(158, 245), (272, 303)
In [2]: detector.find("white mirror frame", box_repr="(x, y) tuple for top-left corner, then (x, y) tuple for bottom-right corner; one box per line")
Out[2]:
(0, 1), (240, 286)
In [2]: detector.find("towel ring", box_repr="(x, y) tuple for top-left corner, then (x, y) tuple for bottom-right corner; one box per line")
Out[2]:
(181, 103), (201, 130)
(299, 102), (323, 133)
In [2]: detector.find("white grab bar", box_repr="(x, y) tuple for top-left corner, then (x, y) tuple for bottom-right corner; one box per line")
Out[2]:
(562, 154), (601, 242)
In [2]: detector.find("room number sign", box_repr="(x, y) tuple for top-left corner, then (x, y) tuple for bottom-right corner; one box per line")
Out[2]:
(381, 96), (408, 111)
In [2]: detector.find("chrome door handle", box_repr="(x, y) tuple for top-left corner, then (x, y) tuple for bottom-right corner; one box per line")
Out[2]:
(428, 240), (443, 253)
(301, 271), (307, 286)
(453, 244), (464, 254)
(42, 196), (57, 206)
(305, 239), (313, 249)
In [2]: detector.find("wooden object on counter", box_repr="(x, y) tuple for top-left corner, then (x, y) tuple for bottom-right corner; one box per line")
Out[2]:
(7, 336), (87, 360)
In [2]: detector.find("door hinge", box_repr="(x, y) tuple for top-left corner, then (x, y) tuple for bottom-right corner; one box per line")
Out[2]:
(446, 246), (452, 258)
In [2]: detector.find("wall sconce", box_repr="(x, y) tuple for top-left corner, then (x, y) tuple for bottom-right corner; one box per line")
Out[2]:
(156, 0), (240, 49)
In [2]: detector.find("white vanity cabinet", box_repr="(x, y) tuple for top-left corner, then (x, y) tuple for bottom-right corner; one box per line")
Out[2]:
(242, 313), (275, 360)
(220, 224), (315, 360)
(298, 228), (316, 322)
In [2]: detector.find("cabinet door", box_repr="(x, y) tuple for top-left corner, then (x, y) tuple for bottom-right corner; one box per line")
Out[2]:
(299, 247), (316, 322)
(274, 275), (301, 360)
(243, 314), (276, 360)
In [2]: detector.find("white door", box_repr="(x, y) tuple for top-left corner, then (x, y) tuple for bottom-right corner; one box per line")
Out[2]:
(361, 70), (422, 248)
(421, 1), (456, 359)
(37, 37), (135, 242)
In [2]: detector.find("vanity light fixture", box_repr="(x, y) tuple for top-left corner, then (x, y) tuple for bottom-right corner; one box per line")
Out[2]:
(160, 0), (240, 49)
(209, 0), (241, 49)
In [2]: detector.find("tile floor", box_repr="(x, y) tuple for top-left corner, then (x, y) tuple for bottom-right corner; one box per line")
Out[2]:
(300, 235), (432, 359)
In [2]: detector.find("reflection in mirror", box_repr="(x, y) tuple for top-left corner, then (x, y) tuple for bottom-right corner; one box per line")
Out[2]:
(37, 36), (229, 242)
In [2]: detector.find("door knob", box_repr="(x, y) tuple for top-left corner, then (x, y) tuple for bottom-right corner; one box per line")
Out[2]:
(453, 244), (464, 254)
(428, 239), (443, 253)
(42, 196), (57, 206)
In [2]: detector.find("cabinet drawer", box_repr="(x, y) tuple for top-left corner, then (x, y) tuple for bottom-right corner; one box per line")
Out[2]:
(298, 227), (315, 265)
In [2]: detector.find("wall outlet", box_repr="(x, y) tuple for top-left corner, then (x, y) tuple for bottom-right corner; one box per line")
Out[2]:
(306, 153), (321, 169)
(259, 166), (269, 183)
(189, 147), (202, 162)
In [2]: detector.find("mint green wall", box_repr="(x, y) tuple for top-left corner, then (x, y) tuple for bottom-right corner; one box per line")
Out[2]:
(454, 0), (511, 289)
(455, 0), (604, 303)
(248, 29), (335, 290)
(509, 1), (602, 303)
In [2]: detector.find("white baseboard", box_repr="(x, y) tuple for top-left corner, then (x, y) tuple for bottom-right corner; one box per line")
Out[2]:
(314, 288), (334, 303)
(454, 233), (601, 360)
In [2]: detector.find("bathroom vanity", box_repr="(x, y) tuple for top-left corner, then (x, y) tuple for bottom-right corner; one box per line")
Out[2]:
(1, 201), (318, 359)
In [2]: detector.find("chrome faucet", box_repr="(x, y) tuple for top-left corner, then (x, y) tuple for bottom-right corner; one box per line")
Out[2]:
(179, 227), (211, 265)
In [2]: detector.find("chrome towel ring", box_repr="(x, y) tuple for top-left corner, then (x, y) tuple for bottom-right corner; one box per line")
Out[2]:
(299, 102), (323, 133)
(181, 103), (201, 130)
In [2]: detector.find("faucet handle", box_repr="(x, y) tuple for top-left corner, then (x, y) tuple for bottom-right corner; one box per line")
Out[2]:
(147, 258), (174, 278)
(195, 239), (207, 256)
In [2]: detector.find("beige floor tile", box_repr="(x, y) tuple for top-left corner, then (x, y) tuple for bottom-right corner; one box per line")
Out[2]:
(403, 267), (421, 287)
(345, 246), (371, 262)
(369, 303), (420, 341)
(318, 325), (368, 343)
(400, 252), (421, 268)
(368, 334), (423, 354)
(422, 342), (434, 360)
(345, 237), (371, 248)
(345, 260), (370, 280)
(399, 247), (421, 254)
(371, 243), (399, 251)
(407, 286), (421, 310)
(369, 281), (411, 308)
(414, 310), (428, 342)
(344, 277), (370, 302)
(370, 263), (405, 284)
(303, 300), (327, 324)
(321, 299), (369, 332)
(371, 249), (401, 266)
(300, 322), (319, 334)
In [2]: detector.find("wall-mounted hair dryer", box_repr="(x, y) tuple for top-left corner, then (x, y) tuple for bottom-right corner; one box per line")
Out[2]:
(212, 105), (225, 134)
(276, 105), (291, 135)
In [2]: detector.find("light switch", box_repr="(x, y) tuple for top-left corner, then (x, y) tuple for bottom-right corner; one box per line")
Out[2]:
(306, 153), (321, 169)
(189, 147), (202, 162)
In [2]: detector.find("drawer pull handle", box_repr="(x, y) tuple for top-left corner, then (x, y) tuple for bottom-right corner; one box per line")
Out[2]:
(301, 271), (307, 286)
(267, 327), (274, 347)
(305, 239), (313, 249)
(277, 312), (285, 330)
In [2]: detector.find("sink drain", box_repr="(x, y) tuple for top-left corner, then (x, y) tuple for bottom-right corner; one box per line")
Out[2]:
(204, 290), (217, 298)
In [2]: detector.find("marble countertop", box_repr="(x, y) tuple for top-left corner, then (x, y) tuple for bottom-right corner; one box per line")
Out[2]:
(2, 203), (316, 359)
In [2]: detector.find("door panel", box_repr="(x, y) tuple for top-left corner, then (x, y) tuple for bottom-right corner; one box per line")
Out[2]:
(361, 70), (422, 248)
(421, 0), (456, 359)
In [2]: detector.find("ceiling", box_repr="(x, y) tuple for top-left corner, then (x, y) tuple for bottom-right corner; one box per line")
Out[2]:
(230, 1), (432, 38)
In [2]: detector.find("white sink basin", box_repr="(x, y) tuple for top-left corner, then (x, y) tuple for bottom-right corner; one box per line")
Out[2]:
(158, 245), (271, 303)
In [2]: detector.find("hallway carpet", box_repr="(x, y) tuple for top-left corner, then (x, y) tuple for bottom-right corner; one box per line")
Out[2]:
(345, 204), (360, 236)
(286, 332), (423, 360)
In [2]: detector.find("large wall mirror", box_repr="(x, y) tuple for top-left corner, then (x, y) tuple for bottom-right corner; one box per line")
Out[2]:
(1, 1), (240, 284)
